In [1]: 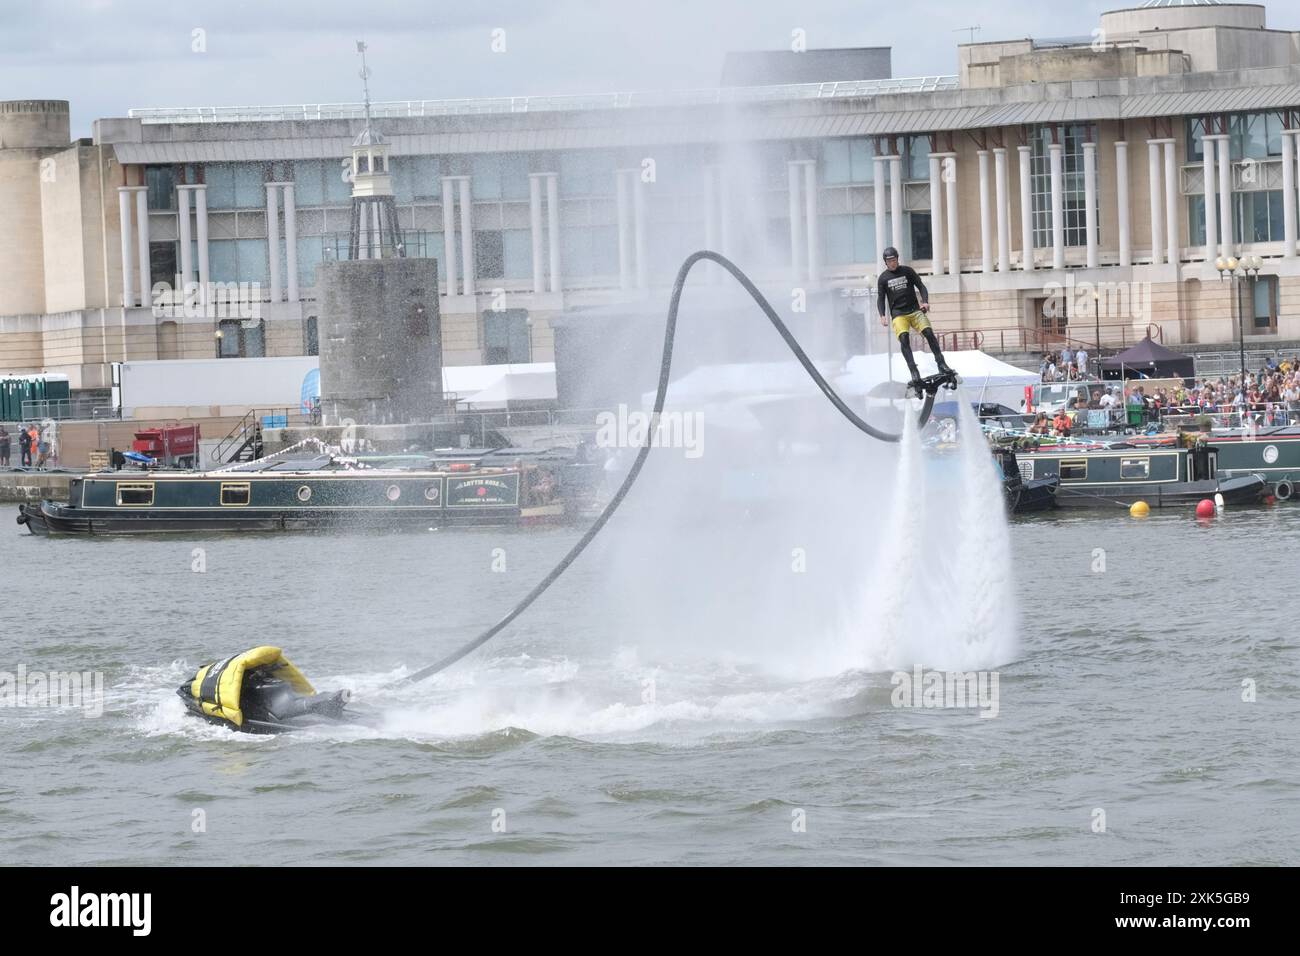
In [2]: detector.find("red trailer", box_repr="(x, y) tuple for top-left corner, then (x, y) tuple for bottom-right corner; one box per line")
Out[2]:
(132, 424), (200, 469)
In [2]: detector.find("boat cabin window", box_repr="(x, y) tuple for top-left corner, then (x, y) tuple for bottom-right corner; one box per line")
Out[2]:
(1120, 457), (1150, 480)
(1059, 458), (1088, 481)
(220, 482), (251, 506)
(116, 482), (155, 506)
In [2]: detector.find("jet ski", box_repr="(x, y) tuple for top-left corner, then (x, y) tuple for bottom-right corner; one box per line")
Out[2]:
(177, 645), (354, 734)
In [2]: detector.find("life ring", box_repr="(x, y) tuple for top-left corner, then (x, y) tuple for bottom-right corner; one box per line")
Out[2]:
(1273, 479), (1293, 501)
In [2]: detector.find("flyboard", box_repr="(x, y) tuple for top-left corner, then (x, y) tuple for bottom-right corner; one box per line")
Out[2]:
(176, 251), (942, 732)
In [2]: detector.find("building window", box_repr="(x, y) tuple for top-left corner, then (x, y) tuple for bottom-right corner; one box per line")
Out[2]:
(244, 320), (266, 357)
(203, 163), (264, 210)
(902, 135), (930, 181)
(1233, 191), (1284, 243)
(823, 214), (878, 266)
(217, 320), (241, 358)
(215, 320), (264, 357)
(558, 150), (617, 197)
(561, 225), (618, 277)
(483, 310), (531, 364)
(1030, 125), (1096, 249)
(822, 138), (876, 185)
(1188, 113), (1285, 163)
(1240, 275), (1279, 333)
(145, 166), (176, 210)
(150, 241), (177, 293)
(909, 212), (932, 261)
(304, 316), (319, 356)
(474, 230), (505, 280)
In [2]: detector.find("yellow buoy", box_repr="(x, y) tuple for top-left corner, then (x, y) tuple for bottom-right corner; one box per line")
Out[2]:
(1130, 501), (1150, 517)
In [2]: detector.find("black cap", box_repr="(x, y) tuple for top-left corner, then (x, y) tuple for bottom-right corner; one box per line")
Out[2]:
(882, 247), (899, 262)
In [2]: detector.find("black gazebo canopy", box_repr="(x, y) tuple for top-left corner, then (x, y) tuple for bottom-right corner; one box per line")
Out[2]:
(1099, 336), (1195, 380)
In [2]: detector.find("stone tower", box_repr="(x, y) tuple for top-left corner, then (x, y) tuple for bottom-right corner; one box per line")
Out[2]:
(317, 43), (443, 426)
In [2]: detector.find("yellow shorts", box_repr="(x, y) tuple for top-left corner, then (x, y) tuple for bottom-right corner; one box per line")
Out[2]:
(890, 310), (931, 337)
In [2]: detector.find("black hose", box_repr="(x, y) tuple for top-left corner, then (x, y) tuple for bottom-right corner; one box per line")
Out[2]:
(395, 250), (935, 685)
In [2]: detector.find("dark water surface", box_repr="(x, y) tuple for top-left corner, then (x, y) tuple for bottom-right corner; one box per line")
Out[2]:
(1, 503), (1296, 865)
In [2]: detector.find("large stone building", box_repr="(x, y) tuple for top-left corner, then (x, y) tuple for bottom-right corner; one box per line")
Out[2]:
(4, 2), (1300, 396)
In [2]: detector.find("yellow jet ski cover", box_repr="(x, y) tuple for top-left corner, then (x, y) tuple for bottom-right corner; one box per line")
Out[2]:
(185, 646), (315, 728)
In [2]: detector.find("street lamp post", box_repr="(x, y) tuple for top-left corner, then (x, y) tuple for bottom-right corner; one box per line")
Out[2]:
(1093, 290), (1101, 379)
(1215, 253), (1264, 400)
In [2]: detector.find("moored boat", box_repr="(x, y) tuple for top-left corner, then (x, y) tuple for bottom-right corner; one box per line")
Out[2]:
(1009, 442), (1266, 508)
(16, 453), (564, 535)
(992, 447), (1059, 513)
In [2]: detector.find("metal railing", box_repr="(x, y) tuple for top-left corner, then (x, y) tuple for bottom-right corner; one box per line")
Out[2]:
(19, 399), (120, 421)
(1158, 402), (1300, 429)
(127, 77), (960, 124)
(974, 323), (1163, 356)
(1190, 349), (1296, 380)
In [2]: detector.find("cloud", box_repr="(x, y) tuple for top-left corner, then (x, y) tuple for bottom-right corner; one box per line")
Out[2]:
(0, 0), (1134, 137)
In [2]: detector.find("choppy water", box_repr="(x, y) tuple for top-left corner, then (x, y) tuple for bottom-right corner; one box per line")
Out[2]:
(1, 490), (1297, 865)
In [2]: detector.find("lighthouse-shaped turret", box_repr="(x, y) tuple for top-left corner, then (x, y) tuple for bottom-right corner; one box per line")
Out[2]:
(347, 42), (402, 259)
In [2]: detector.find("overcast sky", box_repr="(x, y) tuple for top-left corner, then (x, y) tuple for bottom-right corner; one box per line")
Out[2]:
(2, 0), (1295, 137)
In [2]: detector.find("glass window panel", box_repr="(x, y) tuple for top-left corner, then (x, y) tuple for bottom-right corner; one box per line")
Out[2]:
(389, 157), (414, 202)
(824, 214), (854, 265)
(146, 166), (176, 210)
(209, 239), (237, 282)
(1266, 113), (1282, 157)
(591, 224), (619, 276)
(905, 135), (929, 181)
(850, 138), (876, 183)
(291, 160), (324, 206)
(233, 165), (264, 209)
(1186, 117), (1205, 163)
(1243, 114), (1268, 160)
(483, 311), (530, 364)
(823, 140), (850, 185)
(502, 229), (532, 279)
(1188, 196), (1206, 246)
(1030, 124), (1097, 248)
(205, 164), (236, 209)
(236, 238), (268, 286)
(474, 230), (505, 280)
(471, 155), (503, 200)
(410, 156), (443, 198)
(218, 320), (241, 357)
(243, 321), (266, 358)
(500, 154), (530, 201)
(297, 237), (323, 289)
(560, 225), (593, 275)
(908, 211), (929, 261)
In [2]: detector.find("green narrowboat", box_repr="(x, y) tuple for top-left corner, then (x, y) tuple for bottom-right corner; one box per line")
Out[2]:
(1011, 443), (1266, 508)
(16, 455), (563, 535)
(1204, 427), (1300, 500)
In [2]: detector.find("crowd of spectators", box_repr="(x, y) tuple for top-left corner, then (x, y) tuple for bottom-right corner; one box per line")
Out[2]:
(1033, 355), (1300, 436)
(1038, 345), (1090, 382)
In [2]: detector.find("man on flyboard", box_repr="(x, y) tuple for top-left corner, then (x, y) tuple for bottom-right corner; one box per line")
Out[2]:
(877, 247), (960, 397)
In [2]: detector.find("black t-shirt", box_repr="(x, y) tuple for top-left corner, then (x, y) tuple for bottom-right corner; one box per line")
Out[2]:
(877, 266), (928, 318)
